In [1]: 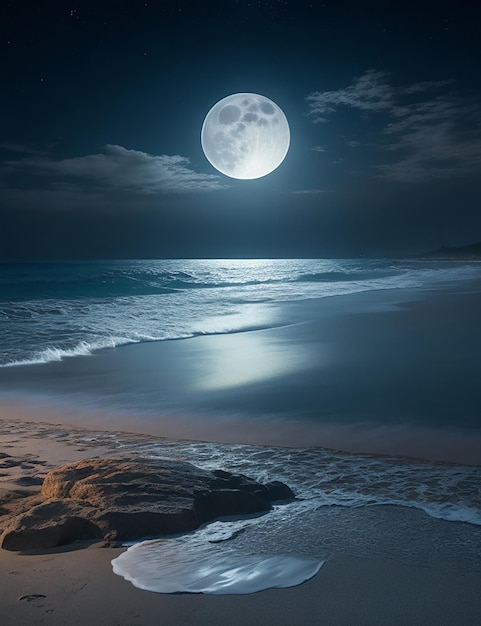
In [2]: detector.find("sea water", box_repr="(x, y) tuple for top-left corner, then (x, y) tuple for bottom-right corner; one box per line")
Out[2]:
(1, 259), (481, 593)
(107, 433), (481, 594)
(1, 258), (479, 368)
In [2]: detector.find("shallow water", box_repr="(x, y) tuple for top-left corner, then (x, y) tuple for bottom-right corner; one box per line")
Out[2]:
(1, 259), (481, 593)
(112, 523), (323, 595)
(2, 258), (479, 367)
(2, 417), (479, 594)
(111, 436), (481, 595)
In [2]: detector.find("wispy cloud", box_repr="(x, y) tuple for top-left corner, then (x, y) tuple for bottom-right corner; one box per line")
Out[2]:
(306, 69), (393, 123)
(306, 71), (481, 182)
(400, 80), (454, 95)
(379, 96), (481, 182)
(2, 144), (226, 195)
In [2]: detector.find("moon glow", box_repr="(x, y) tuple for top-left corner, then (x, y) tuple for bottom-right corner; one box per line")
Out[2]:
(201, 93), (290, 180)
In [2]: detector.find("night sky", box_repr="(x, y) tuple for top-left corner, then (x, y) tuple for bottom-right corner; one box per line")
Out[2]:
(2, 1), (481, 260)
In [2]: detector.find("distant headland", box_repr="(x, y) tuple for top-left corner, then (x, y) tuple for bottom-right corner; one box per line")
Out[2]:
(417, 241), (481, 260)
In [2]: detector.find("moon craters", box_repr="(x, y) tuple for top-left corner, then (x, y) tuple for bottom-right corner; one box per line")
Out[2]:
(218, 105), (241, 125)
(243, 112), (258, 123)
(201, 92), (290, 179)
(260, 101), (275, 115)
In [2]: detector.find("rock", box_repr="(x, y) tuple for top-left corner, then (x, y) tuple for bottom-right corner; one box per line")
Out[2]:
(265, 480), (295, 502)
(1, 458), (294, 551)
(1, 502), (102, 551)
(193, 489), (270, 522)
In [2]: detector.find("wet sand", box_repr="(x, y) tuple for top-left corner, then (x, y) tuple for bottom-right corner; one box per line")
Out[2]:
(2, 544), (481, 626)
(1, 420), (481, 626)
(1, 283), (481, 623)
(1, 283), (481, 463)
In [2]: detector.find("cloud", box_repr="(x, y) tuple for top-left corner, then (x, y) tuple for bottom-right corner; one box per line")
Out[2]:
(378, 97), (481, 182)
(400, 80), (454, 95)
(306, 71), (481, 182)
(306, 69), (393, 123)
(2, 144), (226, 195)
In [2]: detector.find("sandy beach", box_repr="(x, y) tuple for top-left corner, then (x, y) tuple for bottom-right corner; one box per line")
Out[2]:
(1, 276), (481, 624)
(1, 419), (481, 626)
(3, 0), (481, 615)
(2, 541), (481, 626)
(1, 283), (481, 463)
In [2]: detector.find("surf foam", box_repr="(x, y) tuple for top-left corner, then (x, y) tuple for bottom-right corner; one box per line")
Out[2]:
(112, 520), (323, 595)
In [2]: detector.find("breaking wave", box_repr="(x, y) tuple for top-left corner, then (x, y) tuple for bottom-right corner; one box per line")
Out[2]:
(1, 258), (480, 367)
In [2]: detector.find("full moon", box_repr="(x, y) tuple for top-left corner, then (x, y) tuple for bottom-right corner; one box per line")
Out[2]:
(201, 93), (290, 180)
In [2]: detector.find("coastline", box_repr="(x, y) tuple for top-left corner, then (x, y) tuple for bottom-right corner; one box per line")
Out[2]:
(1, 419), (481, 626)
(1, 277), (481, 623)
(2, 545), (481, 626)
(1, 282), (481, 464)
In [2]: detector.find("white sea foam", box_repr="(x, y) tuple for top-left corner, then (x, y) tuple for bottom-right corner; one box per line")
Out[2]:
(0, 336), (142, 367)
(112, 521), (323, 595)
(0, 416), (478, 583)
(133, 440), (481, 527)
(416, 503), (481, 526)
(2, 258), (480, 367)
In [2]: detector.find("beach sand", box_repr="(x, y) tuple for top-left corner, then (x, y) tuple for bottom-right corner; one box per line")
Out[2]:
(1, 283), (481, 463)
(1, 420), (481, 626)
(2, 542), (481, 626)
(1, 284), (481, 624)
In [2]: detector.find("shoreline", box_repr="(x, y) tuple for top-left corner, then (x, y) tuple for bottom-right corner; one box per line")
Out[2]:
(1, 281), (481, 464)
(2, 274), (480, 371)
(1, 275), (481, 623)
(1, 418), (481, 625)
(2, 546), (481, 626)
(1, 412), (481, 468)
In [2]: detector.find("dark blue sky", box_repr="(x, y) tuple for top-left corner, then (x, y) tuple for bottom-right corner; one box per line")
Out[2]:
(1, 1), (481, 260)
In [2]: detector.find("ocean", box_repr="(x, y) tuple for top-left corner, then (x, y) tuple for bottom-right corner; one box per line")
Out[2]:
(1, 258), (479, 368)
(1, 258), (481, 593)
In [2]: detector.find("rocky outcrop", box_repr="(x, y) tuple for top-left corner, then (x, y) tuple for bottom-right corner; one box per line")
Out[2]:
(1, 458), (294, 551)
